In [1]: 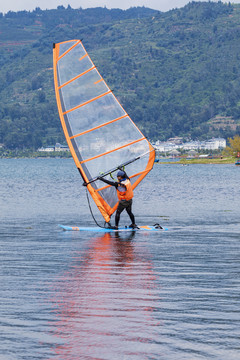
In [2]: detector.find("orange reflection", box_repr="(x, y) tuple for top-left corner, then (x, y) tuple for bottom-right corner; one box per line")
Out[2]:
(48, 232), (162, 359)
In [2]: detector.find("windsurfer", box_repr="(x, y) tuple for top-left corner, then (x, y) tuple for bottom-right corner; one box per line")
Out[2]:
(98, 170), (138, 230)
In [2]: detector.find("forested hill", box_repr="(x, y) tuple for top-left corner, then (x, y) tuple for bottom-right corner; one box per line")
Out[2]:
(1, 2), (240, 149)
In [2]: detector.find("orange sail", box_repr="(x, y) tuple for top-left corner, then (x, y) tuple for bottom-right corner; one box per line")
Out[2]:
(53, 40), (155, 223)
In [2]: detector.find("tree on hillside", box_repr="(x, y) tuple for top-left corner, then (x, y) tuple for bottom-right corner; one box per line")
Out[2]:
(223, 135), (240, 157)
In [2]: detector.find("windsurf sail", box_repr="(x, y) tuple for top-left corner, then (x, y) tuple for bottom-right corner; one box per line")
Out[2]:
(53, 40), (155, 223)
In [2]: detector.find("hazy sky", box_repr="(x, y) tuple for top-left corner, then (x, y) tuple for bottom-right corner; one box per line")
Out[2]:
(1, 0), (240, 14)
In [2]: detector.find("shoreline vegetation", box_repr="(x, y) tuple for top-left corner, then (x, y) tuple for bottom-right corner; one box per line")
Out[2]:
(0, 149), (237, 164)
(0, 149), (72, 159)
(157, 157), (236, 164)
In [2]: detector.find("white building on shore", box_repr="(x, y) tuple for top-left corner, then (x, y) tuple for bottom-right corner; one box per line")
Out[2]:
(37, 143), (70, 152)
(153, 138), (226, 153)
(203, 138), (226, 150)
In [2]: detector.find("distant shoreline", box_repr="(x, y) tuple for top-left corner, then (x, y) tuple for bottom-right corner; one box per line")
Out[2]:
(0, 153), (237, 165)
(0, 151), (72, 159)
(157, 157), (236, 165)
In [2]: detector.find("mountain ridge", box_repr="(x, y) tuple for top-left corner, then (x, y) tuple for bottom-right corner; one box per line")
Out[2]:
(0, 2), (240, 149)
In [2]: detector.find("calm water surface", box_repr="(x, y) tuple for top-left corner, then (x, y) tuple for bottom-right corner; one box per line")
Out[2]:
(0, 159), (239, 359)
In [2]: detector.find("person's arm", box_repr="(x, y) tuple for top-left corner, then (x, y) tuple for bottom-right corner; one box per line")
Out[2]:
(98, 177), (118, 188)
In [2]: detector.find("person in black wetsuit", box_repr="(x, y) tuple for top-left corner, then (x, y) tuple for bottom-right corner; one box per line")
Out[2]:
(98, 170), (137, 230)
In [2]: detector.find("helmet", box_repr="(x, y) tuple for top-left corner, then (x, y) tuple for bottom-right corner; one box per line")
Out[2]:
(117, 170), (125, 178)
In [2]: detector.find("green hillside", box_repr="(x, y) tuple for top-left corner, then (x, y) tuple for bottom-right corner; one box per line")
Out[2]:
(0, 2), (240, 149)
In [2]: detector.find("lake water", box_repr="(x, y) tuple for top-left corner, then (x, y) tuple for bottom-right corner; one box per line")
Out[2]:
(0, 158), (240, 359)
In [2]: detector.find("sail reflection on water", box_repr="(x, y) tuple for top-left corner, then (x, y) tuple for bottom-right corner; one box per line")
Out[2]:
(48, 233), (162, 359)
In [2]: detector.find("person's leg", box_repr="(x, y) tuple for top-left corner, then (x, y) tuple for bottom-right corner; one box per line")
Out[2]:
(125, 200), (135, 225)
(115, 202), (125, 227)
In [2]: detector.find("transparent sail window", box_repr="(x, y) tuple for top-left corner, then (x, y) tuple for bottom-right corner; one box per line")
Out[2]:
(77, 139), (150, 181)
(65, 93), (126, 136)
(57, 43), (93, 85)
(72, 117), (143, 162)
(60, 68), (109, 112)
(58, 40), (78, 57)
(98, 186), (118, 208)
